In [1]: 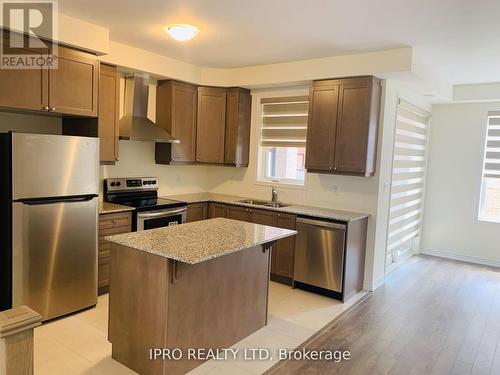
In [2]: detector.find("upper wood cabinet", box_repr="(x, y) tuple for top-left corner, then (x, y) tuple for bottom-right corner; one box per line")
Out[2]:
(49, 46), (99, 116)
(62, 64), (119, 163)
(224, 88), (252, 167)
(0, 43), (98, 117)
(98, 64), (120, 162)
(305, 76), (381, 176)
(0, 48), (49, 112)
(156, 80), (197, 163)
(196, 87), (227, 163)
(304, 83), (338, 172)
(0, 31), (49, 112)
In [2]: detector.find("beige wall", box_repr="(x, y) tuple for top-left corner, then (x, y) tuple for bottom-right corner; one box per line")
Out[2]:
(421, 102), (500, 267)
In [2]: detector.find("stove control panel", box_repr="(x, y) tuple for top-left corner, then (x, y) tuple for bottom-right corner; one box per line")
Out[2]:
(105, 177), (158, 192)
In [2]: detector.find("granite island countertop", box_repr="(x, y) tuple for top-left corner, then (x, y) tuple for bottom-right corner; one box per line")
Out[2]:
(99, 201), (135, 215)
(163, 192), (369, 222)
(105, 217), (296, 264)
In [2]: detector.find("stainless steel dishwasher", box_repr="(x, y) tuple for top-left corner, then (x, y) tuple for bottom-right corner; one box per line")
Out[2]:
(293, 217), (346, 293)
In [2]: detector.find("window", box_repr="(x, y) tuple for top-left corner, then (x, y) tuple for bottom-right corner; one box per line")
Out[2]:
(387, 99), (431, 269)
(258, 95), (308, 185)
(479, 112), (500, 223)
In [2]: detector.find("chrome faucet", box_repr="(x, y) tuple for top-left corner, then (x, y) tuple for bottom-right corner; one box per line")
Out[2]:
(271, 186), (278, 203)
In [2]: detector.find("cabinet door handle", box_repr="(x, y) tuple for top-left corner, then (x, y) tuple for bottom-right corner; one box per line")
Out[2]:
(42, 106), (49, 111)
(50, 107), (56, 112)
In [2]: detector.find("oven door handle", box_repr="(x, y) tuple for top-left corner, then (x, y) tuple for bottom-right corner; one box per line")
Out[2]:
(137, 208), (187, 219)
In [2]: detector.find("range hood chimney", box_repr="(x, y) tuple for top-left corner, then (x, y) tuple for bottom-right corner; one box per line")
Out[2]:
(119, 75), (180, 143)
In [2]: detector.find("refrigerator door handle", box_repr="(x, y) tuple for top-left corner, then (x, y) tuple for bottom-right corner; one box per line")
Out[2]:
(18, 195), (98, 206)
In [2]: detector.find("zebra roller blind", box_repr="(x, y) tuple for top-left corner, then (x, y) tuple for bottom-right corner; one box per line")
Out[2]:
(478, 112), (500, 222)
(260, 96), (309, 148)
(483, 112), (500, 178)
(387, 99), (431, 264)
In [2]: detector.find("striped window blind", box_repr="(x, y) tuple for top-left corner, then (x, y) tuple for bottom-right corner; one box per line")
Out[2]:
(387, 99), (431, 267)
(483, 112), (500, 178)
(478, 112), (500, 222)
(260, 96), (309, 148)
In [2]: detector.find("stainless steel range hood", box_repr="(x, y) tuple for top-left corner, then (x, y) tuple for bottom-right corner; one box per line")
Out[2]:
(119, 75), (180, 143)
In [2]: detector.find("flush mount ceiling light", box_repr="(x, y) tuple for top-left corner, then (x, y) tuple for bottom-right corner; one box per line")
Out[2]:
(164, 24), (199, 42)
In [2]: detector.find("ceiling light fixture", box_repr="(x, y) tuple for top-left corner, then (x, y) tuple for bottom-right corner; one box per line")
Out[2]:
(164, 24), (199, 42)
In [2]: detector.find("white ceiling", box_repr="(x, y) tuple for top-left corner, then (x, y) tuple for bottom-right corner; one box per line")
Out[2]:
(59, 0), (500, 85)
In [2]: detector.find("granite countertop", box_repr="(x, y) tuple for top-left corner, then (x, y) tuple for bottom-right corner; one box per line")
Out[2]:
(105, 217), (296, 264)
(164, 192), (369, 222)
(99, 201), (135, 215)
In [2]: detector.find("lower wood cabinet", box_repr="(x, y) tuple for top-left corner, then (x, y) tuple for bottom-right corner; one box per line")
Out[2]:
(208, 203), (227, 218)
(208, 203), (296, 283)
(186, 202), (208, 222)
(274, 213), (296, 279)
(98, 211), (131, 295)
(226, 205), (251, 222)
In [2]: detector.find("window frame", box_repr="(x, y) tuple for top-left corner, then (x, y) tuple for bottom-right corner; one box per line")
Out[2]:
(258, 145), (307, 187)
(254, 89), (309, 188)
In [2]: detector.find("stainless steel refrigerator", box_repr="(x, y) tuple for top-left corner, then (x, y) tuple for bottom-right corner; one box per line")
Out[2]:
(0, 132), (99, 321)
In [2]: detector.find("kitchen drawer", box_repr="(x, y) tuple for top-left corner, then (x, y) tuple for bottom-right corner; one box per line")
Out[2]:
(99, 212), (131, 230)
(98, 242), (110, 259)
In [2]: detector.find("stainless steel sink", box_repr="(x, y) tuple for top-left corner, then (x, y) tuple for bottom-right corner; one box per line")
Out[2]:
(237, 199), (269, 205)
(237, 199), (290, 208)
(264, 202), (290, 208)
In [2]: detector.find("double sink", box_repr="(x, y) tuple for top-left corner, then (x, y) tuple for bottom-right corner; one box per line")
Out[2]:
(237, 199), (290, 208)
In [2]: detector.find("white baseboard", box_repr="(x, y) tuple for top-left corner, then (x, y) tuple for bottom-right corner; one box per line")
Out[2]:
(370, 275), (386, 291)
(421, 248), (500, 268)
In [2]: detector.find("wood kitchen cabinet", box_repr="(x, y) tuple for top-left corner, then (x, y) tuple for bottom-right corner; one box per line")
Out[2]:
(49, 46), (99, 117)
(208, 203), (227, 218)
(98, 211), (131, 295)
(274, 213), (296, 279)
(206, 203), (297, 284)
(0, 40), (98, 117)
(98, 64), (119, 162)
(63, 64), (119, 162)
(305, 76), (381, 176)
(226, 205), (251, 222)
(156, 80), (198, 163)
(0, 50), (49, 112)
(186, 202), (208, 222)
(196, 87), (227, 163)
(224, 88), (252, 167)
(0, 31), (49, 112)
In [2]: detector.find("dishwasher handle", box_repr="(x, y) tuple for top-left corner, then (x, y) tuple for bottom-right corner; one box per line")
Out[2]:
(296, 217), (347, 230)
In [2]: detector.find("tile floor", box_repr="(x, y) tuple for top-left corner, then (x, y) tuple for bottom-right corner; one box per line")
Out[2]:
(34, 282), (367, 375)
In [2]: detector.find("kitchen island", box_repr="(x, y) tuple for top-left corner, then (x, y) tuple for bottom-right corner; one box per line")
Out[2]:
(105, 218), (296, 375)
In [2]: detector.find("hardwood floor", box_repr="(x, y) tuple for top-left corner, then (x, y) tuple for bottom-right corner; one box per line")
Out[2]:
(267, 255), (500, 375)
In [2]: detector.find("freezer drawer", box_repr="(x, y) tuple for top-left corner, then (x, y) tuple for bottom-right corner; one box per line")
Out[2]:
(12, 197), (98, 320)
(11, 133), (99, 200)
(293, 217), (346, 293)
